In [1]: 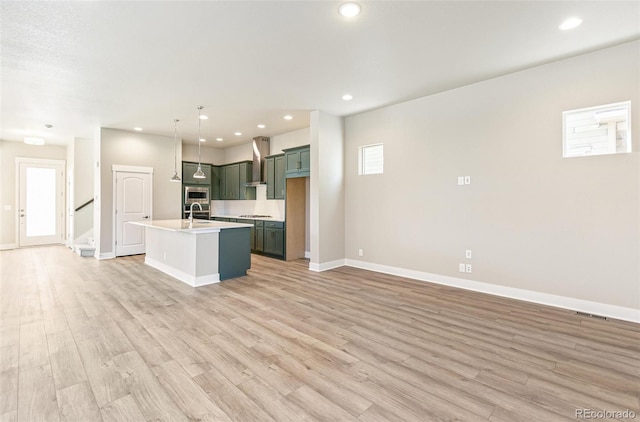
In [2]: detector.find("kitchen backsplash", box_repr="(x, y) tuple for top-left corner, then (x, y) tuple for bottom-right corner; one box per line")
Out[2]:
(210, 185), (285, 220)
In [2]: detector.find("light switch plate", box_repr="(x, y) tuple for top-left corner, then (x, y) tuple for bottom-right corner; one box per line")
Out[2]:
(457, 176), (464, 185)
(464, 176), (471, 185)
(465, 249), (472, 259)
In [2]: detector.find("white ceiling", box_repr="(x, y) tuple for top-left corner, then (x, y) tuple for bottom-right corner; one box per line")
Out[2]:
(2, 1), (639, 148)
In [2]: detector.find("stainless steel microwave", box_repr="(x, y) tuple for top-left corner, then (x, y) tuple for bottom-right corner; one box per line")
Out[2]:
(184, 186), (209, 204)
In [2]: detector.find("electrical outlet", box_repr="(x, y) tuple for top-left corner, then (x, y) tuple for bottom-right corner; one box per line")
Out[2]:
(358, 248), (363, 257)
(465, 249), (472, 259)
(466, 264), (472, 273)
(464, 176), (471, 185)
(459, 263), (466, 272)
(457, 176), (464, 185)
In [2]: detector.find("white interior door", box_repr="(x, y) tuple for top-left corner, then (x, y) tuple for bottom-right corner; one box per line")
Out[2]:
(18, 159), (66, 247)
(115, 170), (152, 256)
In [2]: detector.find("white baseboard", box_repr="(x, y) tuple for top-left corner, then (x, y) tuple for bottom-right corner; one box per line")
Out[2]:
(97, 252), (115, 260)
(145, 257), (220, 287)
(0, 243), (16, 251)
(309, 258), (346, 272)
(344, 259), (640, 324)
(305, 251), (311, 259)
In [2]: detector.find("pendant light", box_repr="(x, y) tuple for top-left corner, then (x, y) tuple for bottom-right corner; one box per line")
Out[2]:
(193, 105), (206, 179)
(170, 118), (182, 182)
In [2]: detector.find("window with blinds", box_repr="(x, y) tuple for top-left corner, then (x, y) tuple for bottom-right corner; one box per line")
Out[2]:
(563, 101), (631, 158)
(359, 143), (383, 175)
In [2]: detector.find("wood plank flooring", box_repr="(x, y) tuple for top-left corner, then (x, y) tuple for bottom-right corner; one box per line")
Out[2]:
(1, 245), (638, 421)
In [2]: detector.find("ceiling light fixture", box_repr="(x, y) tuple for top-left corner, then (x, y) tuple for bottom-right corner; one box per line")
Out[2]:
(339, 2), (361, 17)
(216, 138), (223, 142)
(234, 132), (242, 136)
(199, 138), (206, 142)
(559, 17), (582, 30)
(193, 106), (206, 179)
(342, 94), (353, 101)
(134, 127), (143, 131)
(284, 115), (293, 120)
(170, 119), (181, 182)
(24, 137), (45, 145)
(199, 115), (209, 120)
(257, 124), (266, 129)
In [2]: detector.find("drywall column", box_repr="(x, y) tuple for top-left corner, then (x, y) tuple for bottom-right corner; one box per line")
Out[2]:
(309, 110), (345, 271)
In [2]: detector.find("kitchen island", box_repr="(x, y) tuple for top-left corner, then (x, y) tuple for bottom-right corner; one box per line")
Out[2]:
(131, 219), (252, 286)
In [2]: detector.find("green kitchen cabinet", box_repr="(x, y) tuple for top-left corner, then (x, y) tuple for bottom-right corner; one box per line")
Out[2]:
(211, 165), (222, 199)
(182, 162), (211, 185)
(283, 145), (310, 178)
(263, 221), (285, 257)
(224, 164), (239, 199)
(255, 220), (264, 252)
(265, 154), (285, 200)
(222, 161), (254, 200)
(239, 162), (255, 200)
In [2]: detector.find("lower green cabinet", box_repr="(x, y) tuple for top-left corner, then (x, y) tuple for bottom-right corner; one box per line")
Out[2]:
(263, 222), (284, 256)
(213, 217), (284, 259)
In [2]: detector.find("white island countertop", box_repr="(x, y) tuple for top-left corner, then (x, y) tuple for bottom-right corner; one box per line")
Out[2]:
(132, 219), (252, 234)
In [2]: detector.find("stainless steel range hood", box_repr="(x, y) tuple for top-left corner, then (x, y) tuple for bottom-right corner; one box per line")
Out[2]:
(245, 136), (270, 187)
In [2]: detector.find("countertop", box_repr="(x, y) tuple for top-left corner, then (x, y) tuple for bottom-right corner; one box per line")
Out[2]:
(132, 219), (253, 234)
(210, 214), (285, 223)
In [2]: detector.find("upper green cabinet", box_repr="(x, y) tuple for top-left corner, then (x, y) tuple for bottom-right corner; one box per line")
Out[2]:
(284, 145), (310, 178)
(265, 154), (285, 200)
(221, 161), (254, 200)
(182, 162), (212, 185)
(211, 165), (222, 199)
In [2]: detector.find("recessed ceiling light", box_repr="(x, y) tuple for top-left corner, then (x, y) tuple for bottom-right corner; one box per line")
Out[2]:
(234, 132), (242, 136)
(24, 137), (45, 145)
(199, 138), (206, 142)
(283, 115), (293, 120)
(559, 17), (582, 30)
(342, 94), (353, 101)
(257, 124), (266, 129)
(216, 138), (223, 142)
(134, 127), (143, 131)
(339, 2), (361, 17)
(199, 115), (208, 120)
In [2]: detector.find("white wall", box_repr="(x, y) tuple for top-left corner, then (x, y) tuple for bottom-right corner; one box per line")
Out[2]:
(98, 128), (182, 256)
(182, 143), (225, 165)
(271, 128), (310, 154)
(224, 142), (253, 163)
(344, 41), (640, 319)
(0, 140), (67, 249)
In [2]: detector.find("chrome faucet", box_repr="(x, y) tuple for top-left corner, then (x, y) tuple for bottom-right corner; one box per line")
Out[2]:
(188, 202), (203, 223)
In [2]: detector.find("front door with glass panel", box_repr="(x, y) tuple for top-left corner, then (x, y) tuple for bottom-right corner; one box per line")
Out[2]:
(18, 159), (65, 247)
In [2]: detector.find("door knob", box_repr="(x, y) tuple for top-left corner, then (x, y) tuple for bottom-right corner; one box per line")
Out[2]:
(142, 216), (149, 219)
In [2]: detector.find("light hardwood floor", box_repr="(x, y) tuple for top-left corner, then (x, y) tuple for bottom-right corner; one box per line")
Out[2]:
(1, 246), (638, 421)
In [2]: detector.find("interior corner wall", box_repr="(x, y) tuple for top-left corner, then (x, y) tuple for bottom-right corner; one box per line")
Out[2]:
(344, 41), (640, 315)
(73, 138), (94, 240)
(309, 111), (345, 269)
(182, 143), (225, 165)
(0, 140), (67, 249)
(271, 127), (311, 154)
(98, 128), (182, 256)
